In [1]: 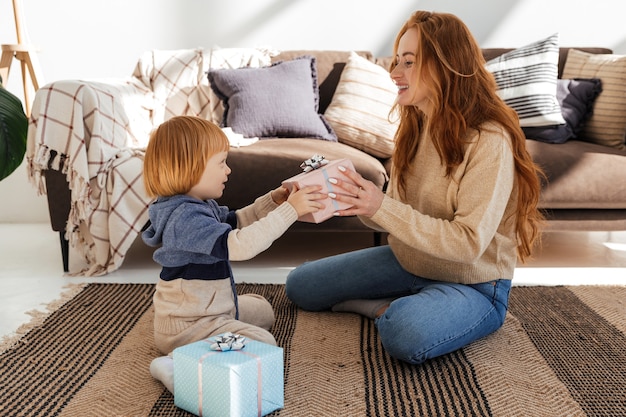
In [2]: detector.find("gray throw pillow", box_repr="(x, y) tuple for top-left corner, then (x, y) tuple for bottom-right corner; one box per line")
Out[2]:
(207, 56), (337, 141)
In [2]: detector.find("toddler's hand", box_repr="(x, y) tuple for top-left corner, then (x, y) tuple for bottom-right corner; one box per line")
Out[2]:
(271, 186), (290, 205)
(287, 185), (325, 217)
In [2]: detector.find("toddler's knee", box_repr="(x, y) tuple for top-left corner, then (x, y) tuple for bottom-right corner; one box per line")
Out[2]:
(238, 294), (275, 330)
(245, 327), (277, 346)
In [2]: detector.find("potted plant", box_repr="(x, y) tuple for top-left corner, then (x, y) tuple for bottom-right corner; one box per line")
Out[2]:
(0, 75), (28, 181)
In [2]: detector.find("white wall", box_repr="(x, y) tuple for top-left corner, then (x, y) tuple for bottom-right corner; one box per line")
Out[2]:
(2, 0), (625, 223)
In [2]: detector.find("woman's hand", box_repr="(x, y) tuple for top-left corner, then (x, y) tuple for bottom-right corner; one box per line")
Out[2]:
(328, 165), (384, 218)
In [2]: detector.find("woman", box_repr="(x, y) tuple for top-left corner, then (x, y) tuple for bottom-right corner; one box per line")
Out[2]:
(285, 11), (544, 365)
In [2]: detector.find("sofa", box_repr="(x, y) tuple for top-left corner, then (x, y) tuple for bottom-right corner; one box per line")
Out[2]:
(26, 43), (626, 275)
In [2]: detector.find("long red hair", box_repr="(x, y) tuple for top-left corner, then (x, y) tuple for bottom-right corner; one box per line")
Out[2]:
(389, 11), (544, 262)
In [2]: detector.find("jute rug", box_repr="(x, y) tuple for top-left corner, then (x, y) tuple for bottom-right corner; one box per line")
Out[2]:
(1, 283), (625, 417)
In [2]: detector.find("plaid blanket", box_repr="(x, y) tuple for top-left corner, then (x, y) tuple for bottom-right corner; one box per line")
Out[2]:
(26, 47), (274, 276)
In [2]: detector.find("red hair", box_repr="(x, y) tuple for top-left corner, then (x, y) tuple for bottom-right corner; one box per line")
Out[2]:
(143, 116), (229, 198)
(389, 11), (544, 261)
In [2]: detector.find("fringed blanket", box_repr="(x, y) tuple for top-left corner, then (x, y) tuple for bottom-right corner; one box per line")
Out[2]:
(26, 47), (274, 276)
(26, 79), (153, 276)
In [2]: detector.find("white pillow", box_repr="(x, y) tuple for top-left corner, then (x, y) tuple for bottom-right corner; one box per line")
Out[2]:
(324, 52), (398, 158)
(486, 33), (565, 127)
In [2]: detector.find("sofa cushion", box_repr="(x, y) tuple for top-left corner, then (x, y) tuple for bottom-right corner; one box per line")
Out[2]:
(522, 78), (602, 144)
(324, 52), (398, 159)
(202, 47), (276, 125)
(207, 56), (337, 141)
(218, 138), (388, 210)
(526, 139), (626, 209)
(485, 33), (565, 127)
(562, 49), (626, 150)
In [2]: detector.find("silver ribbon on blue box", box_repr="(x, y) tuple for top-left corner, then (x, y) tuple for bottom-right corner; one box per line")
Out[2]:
(209, 332), (246, 352)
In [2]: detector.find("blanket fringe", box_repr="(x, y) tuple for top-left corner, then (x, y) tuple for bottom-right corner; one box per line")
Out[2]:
(25, 145), (54, 195)
(26, 143), (97, 276)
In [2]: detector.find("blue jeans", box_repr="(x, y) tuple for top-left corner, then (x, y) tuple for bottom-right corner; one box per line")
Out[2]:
(285, 245), (511, 364)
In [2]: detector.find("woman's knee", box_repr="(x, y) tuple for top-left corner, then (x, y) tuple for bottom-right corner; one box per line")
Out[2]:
(376, 315), (430, 364)
(374, 286), (507, 364)
(285, 264), (326, 311)
(285, 267), (306, 305)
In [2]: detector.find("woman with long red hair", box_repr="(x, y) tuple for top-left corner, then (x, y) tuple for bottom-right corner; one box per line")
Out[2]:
(286, 11), (544, 364)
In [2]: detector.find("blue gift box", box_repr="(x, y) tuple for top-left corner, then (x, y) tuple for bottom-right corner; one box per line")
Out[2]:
(173, 335), (284, 417)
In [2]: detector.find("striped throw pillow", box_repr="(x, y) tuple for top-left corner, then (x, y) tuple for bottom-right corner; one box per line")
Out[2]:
(486, 33), (565, 127)
(562, 49), (626, 150)
(324, 52), (398, 158)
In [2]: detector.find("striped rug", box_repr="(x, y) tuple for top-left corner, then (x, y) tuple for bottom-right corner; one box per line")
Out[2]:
(1, 283), (624, 417)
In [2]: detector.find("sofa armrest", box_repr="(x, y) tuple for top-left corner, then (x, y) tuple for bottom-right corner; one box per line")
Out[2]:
(26, 78), (153, 195)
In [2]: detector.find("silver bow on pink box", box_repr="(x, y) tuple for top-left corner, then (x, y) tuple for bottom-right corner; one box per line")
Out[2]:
(300, 154), (329, 172)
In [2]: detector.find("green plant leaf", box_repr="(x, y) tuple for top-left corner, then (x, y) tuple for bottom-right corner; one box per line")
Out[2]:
(0, 85), (28, 182)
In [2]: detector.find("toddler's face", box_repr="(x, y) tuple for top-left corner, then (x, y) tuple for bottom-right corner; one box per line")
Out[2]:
(187, 151), (231, 200)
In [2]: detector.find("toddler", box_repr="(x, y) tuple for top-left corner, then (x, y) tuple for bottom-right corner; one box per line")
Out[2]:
(142, 116), (323, 393)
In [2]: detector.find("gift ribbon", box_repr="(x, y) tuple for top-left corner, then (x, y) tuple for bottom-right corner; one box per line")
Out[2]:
(320, 167), (340, 211)
(300, 154), (329, 172)
(196, 334), (262, 417)
(300, 155), (340, 211)
(209, 332), (246, 351)
(238, 350), (263, 417)
(197, 349), (219, 417)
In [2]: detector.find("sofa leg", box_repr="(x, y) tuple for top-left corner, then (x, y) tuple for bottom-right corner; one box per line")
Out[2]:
(59, 231), (69, 272)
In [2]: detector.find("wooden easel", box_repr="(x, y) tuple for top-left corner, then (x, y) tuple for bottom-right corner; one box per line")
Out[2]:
(0, 0), (43, 116)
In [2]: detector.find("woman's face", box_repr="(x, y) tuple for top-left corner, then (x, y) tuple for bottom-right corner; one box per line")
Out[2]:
(390, 27), (431, 114)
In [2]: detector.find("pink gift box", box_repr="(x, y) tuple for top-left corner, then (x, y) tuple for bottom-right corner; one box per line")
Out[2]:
(282, 158), (357, 223)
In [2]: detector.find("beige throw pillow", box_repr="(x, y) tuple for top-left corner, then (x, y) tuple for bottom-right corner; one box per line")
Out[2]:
(324, 52), (398, 158)
(562, 49), (626, 149)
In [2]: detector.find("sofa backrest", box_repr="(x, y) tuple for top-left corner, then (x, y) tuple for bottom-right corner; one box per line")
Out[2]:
(271, 50), (374, 114)
(134, 47), (614, 130)
(360, 48), (615, 81)
(132, 47), (275, 126)
(282, 48), (614, 113)
(482, 47), (612, 78)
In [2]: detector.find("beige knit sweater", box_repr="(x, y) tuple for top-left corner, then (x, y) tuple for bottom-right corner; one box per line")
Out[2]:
(362, 122), (519, 284)
(152, 192), (297, 353)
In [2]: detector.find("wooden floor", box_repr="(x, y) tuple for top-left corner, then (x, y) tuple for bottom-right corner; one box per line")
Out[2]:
(1, 223), (625, 338)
